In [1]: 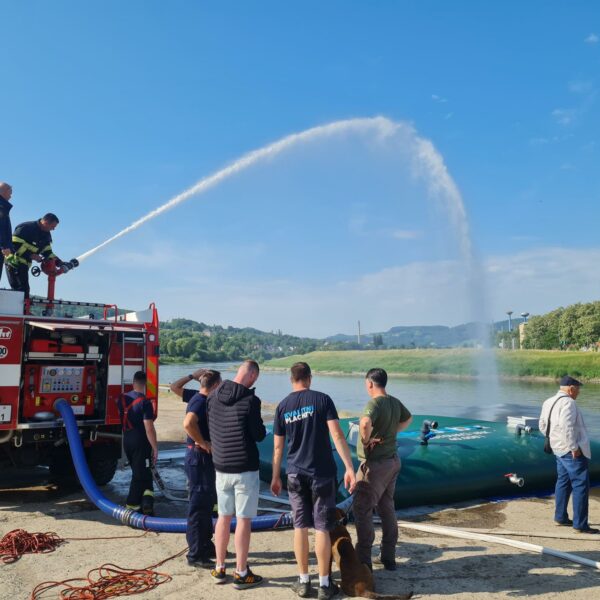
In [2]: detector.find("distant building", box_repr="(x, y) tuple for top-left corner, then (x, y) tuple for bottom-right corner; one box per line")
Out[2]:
(519, 322), (527, 348)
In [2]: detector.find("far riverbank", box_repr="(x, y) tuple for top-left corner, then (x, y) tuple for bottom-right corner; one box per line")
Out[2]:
(264, 349), (600, 383)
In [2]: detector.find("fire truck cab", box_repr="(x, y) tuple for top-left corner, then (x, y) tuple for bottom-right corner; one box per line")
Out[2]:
(0, 287), (159, 487)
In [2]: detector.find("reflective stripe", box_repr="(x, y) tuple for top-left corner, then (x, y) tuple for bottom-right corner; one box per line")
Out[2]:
(40, 244), (56, 260)
(147, 358), (157, 376)
(143, 490), (154, 497)
(12, 236), (38, 253)
(5, 254), (28, 267)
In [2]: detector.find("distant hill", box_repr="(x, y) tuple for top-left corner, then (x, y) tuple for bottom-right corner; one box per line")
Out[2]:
(328, 319), (524, 349)
(160, 317), (526, 363)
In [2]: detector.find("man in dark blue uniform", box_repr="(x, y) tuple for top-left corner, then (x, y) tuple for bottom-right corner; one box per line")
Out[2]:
(183, 369), (222, 567)
(0, 182), (14, 283)
(119, 371), (158, 515)
(5, 213), (62, 298)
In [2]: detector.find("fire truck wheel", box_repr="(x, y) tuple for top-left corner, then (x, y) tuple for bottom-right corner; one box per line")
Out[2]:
(49, 446), (118, 488)
(49, 448), (79, 489)
(88, 455), (118, 486)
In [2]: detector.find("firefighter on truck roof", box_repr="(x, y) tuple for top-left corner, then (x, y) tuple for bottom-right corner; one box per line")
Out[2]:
(0, 182), (14, 284)
(5, 212), (63, 299)
(119, 370), (159, 516)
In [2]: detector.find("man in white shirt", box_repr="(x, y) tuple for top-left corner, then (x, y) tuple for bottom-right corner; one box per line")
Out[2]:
(539, 376), (597, 534)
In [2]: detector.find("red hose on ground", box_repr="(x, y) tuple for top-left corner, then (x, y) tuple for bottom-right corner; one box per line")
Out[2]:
(0, 529), (64, 564)
(30, 548), (187, 600)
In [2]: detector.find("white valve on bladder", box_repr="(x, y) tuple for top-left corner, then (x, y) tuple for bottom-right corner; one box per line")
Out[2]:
(515, 424), (533, 435)
(505, 472), (525, 487)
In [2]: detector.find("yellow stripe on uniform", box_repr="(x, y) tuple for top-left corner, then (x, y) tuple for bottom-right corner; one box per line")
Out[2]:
(12, 236), (38, 255)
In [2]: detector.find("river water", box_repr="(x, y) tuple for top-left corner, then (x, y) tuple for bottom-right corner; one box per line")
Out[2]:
(161, 362), (600, 437)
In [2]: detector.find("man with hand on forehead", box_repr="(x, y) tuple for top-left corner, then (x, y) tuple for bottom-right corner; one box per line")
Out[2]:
(170, 368), (210, 403)
(183, 369), (222, 568)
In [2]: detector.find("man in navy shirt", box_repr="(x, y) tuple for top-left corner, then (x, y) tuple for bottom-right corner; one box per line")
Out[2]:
(271, 362), (356, 600)
(183, 369), (222, 567)
(118, 371), (158, 515)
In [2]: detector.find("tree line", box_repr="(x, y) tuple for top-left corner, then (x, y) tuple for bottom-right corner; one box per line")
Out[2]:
(159, 318), (324, 362)
(522, 301), (600, 350)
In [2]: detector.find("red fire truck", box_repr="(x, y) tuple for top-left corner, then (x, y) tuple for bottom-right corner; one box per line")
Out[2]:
(0, 260), (159, 486)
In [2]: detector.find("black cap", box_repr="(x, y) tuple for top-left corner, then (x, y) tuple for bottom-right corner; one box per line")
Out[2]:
(560, 375), (583, 387)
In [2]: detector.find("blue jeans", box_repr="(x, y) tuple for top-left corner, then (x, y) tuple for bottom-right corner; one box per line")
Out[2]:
(555, 452), (590, 530)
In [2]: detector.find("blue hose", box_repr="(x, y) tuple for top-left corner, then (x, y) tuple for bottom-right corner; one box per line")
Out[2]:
(54, 399), (294, 532)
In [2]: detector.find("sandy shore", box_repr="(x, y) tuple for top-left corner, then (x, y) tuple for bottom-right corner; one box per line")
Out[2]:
(2, 391), (600, 599)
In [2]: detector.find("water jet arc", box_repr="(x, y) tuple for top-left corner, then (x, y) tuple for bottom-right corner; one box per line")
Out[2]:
(77, 116), (472, 264)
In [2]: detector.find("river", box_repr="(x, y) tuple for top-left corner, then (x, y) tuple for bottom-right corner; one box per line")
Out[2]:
(160, 362), (600, 437)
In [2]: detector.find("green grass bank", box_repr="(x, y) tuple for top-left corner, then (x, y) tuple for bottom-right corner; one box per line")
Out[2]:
(264, 349), (600, 382)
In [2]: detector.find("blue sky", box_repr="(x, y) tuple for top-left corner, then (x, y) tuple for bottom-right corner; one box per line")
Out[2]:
(1, 1), (599, 337)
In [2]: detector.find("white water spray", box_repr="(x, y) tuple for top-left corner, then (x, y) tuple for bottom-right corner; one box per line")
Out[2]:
(77, 116), (473, 264)
(77, 116), (497, 370)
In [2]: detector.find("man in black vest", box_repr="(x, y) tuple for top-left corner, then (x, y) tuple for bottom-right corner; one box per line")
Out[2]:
(0, 182), (14, 283)
(207, 360), (266, 589)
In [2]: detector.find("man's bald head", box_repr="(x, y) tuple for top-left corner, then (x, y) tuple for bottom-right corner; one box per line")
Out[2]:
(0, 182), (12, 201)
(234, 360), (260, 388)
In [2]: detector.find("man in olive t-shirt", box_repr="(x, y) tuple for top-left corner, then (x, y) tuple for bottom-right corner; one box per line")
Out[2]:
(354, 368), (412, 571)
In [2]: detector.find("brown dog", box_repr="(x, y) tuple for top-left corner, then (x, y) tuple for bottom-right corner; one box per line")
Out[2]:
(329, 509), (413, 599)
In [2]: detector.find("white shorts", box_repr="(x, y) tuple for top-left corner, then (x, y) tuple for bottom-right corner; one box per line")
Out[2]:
(215, 470), (260, 519)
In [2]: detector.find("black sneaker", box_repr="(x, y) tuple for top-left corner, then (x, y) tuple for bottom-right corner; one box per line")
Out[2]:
(574, 527), (600, 534)
(317, 580), (339, 600)
(554, 518), (573, 526)
(233, 568), (264, 590)
(291, 577), (313, 597)
(188, 557), (215, 568)
(374, 556), (397, 571)
(141, 494), (154, 516)
(210, 567), (227, 584)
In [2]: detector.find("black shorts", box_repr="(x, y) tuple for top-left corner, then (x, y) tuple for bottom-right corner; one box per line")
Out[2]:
(287, 473), (337, 532)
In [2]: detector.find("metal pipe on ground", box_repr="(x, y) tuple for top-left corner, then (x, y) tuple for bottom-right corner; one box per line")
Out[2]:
(398, 521), (600, 570)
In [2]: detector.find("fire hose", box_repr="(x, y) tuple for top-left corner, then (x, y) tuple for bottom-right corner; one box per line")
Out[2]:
(54, 398), (297, 532)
